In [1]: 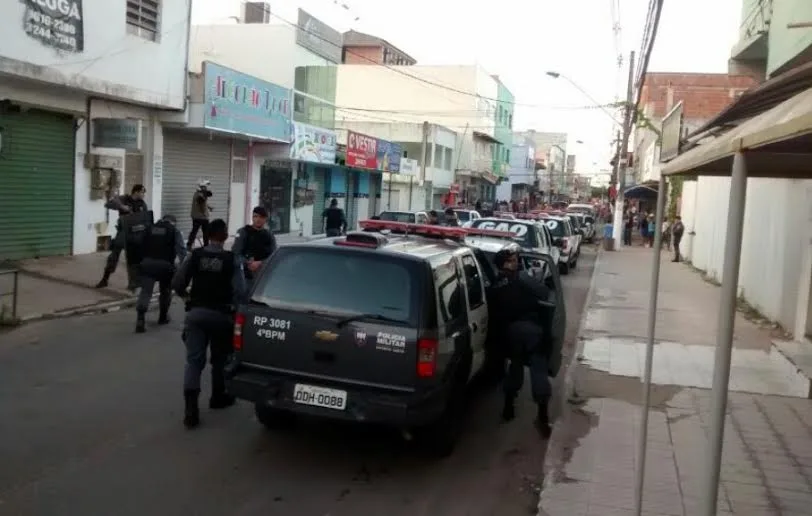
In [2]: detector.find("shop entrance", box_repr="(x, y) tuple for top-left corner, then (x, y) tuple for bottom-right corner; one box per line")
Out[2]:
(260, 162), (292, 234)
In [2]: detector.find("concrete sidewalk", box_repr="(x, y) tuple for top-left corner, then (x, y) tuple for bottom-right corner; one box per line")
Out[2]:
(538, 247), (812, 515)
(4, 233), (315, 323)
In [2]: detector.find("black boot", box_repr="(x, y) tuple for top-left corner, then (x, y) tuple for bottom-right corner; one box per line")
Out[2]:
(184, 389), (201, 429)
(157, 306), (170, 325)
(209, 372), (236, 409)
(535, 401), (552, 439)
(95, 271), (111, 288)
(501, 394), (516, 422)
(135, 311), (146, 333)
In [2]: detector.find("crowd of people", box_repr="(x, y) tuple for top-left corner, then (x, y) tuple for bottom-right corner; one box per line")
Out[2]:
(619, 208), (685, 262)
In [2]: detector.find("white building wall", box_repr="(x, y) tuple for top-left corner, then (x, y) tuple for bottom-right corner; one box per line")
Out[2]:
(1, 0), (190, 109)
(686, 177), (812, 333)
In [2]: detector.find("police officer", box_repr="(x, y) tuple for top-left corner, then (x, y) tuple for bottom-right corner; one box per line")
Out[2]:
(490, 247), (555, 437)
(232, 206), (277, 292)
(96, 184), (149, 289)
(172, 219), (247, 429)
(135, 214), (186, 333)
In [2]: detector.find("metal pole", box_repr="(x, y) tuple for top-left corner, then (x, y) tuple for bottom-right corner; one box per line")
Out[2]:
(634, 174), (667, 515)
(613, 51), (636, 250)
(700, 152), (748, 515)
(419, 121), (429, 210)
(12, 270), (19, 320)
(387, 173), (393, 210)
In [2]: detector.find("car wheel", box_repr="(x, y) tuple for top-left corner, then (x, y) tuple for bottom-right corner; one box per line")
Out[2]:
(255, 402), (296, 430)
(559, 262), (570, 275)
(571, 258), (578, 269)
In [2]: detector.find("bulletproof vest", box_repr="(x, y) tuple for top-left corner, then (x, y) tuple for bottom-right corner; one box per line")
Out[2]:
(143, 220), (177, 262)
(126, 197), (148, 212)
(121, 210), (154, 251)
(241, 225), (273, 261)
(323, 207), (344, 231)
(490, 274), (540, 326)
(188, 247), (236, 310)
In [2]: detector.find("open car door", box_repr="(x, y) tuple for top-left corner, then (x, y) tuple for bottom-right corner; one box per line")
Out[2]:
(518, 253), (566, 377)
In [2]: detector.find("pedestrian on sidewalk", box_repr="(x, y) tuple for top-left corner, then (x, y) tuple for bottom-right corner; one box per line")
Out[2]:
(646, 215), (656, 248)
(172, 219), (247, 429)
(671, 216), (685, 262)
(640, 212), (650, 246)
(187, 180), (213, 251)
(134, 214), (186, 333)
(96, 184), (149, 290)
(489, 248), (555, 438)
(232, 206), (277, 293)
(321, 198), (347, 237)
(623, 211), (634, 246)
(662, 218), (672, 251)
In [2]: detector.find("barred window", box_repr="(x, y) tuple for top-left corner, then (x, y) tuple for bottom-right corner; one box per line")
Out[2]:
(126, 0), (161, 41)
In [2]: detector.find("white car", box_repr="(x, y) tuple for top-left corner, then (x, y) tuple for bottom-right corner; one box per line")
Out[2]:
(377, 210), (429, 224)
(541, 216), (578, 274)
(464, 217), (560, 264)
(453, 209), (482, 224)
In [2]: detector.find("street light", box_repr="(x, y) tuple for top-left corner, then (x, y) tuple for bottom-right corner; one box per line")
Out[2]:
(545, 71), (623, 126)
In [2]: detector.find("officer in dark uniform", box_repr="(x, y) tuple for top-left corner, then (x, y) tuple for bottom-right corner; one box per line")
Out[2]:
(490, 247), (556, 437)
(135, 214), (186, 333)
(172, 219), (246, 429)
(232, 206), (277, 292)
(96, 184), (149, 289)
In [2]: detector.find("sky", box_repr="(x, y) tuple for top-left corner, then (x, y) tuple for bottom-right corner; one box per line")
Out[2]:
(191, 0), (742, 178)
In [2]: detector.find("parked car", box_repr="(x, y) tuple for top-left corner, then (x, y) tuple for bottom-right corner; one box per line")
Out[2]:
(453, 209), (482, 223)
(377, 211), (429, 224)
(542, 216), (578, 274)
(568, 212), (595, 242)
(561, 214), (584, 253)
(464, 217), (560, 264)
(226, 220), (566, 458)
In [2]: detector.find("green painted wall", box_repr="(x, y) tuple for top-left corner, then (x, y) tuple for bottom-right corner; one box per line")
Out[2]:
(767, 0), (812, 76)
(493, 82), (515, 178)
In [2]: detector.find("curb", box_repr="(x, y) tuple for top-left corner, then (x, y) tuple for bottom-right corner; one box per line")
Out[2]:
(19, 292), (158, 324)
(538, 244), (604, 509)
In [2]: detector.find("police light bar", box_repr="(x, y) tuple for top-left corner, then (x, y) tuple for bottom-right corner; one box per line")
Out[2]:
(359, 220), (513, 241)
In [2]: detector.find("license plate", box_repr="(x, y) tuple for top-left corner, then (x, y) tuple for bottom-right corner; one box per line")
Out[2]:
(292, 383), (347, 410)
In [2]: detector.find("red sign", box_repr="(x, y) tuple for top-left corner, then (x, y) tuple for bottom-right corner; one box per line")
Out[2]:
(346, 130), (378, 169)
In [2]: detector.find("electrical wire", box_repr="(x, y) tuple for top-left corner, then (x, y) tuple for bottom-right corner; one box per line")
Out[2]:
(632, 0), (664, 125)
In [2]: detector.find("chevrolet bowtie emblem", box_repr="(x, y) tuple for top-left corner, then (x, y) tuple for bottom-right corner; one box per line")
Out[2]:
(314, 330), (339, 341)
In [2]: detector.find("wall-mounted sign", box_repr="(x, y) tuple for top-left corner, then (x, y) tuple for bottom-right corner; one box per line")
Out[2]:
(92, 118), (140, 151)
(23, 0), (84, 53)
(400, 158), (418, 176)
(346, 131), (379, 169)
(290, 122), (336, 165)
(295, 9), (342, 64)
(660, 101), (684, 162)
(203, 61), (292, 143)
(376, 140), (402, 173)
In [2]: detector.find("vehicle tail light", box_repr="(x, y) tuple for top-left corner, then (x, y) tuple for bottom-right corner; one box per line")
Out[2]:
(233, 312), (245, 351)
(417, 338), (438, 378)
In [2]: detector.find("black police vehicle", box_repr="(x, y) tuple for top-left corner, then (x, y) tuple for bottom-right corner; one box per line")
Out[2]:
(227, 220), (566, 457)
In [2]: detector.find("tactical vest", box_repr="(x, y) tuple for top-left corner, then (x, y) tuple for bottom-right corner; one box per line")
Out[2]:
(143, 220), (177, 263)
(241, 225), (273, 262)
(188, 248), (236, 311)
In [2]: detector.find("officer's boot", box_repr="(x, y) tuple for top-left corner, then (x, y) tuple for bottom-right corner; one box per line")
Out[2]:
(126, 265), (139, 292)
(535, 398), (552, 439)
(135, 310), (146, 334)
(183, 389), (201, 429)
(95, 270), (111, 289)
(501, 393), (516, 422)
(157, 305), (170, 325)
(209, 372), (236, 409)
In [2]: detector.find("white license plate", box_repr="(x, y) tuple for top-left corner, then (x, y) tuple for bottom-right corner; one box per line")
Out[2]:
(292, 383), (347, 410)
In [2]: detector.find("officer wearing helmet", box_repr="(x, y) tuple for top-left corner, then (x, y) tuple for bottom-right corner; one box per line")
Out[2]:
(134, 214), (186, 333)
(187, 179), (213, 251)
(490, 246), (555, 437)
(172, 219), (246, 429)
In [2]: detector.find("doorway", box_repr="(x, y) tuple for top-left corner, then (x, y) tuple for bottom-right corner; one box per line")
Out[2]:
(259, 163), (292, 234)
(806, 269), (812, 340)
(229, 156), (248, 230)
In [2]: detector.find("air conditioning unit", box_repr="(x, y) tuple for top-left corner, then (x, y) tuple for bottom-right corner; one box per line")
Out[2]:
(242, 2), (270, 24)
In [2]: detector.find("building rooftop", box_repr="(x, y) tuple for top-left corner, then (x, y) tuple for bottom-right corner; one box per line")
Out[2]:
(342, 30), (416, 63)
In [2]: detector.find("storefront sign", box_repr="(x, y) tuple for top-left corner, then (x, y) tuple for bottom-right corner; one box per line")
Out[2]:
(23, 0), (84, 53)
(346, 131), (378, 169)
(290, 122), (336, 165)
(376, 140), (402, 173)
(92, 119), (139, 151)
(203, 61), (292, 143)
(295, 9), (342, 64)
(400, 158), (418, 176)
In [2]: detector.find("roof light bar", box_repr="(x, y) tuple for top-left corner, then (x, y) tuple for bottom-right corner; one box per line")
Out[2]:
(359, 219), (513, 241)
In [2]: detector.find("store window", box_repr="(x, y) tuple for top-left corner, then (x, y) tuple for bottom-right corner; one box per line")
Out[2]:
(260, 162), (292, 234)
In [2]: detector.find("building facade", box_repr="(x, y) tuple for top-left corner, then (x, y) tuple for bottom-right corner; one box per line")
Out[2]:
(492, 78), (515, 181)
(496, 134), (535, 202)
(342, 30), (416, 66)
(0, 0), (191, 259)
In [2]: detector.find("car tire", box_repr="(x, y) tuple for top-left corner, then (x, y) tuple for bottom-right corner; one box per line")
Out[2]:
(559, 262), (570, 275)
(571, 258), (578, 269)
(255, 402), (296, 430)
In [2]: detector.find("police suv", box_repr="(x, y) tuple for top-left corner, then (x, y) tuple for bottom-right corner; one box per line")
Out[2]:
(226, 220), (565, 457)
(465, 217), (561, 265)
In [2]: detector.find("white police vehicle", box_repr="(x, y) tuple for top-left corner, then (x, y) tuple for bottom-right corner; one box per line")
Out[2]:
(464, 217), (561, 264)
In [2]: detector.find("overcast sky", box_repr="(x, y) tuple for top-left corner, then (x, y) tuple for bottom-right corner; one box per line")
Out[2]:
(191, 0), (742, 176)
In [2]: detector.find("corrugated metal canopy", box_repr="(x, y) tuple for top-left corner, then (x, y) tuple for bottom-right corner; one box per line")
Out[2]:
(662, 85), (812, 178)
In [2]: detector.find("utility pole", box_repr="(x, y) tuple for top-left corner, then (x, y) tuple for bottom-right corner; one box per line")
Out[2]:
(612, 50), (636, 250)
(417, 121), (429, 211)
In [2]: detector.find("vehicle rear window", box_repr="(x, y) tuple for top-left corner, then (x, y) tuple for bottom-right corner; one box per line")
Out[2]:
(379, 212), (415, 223)
(454, 210), (471, 222)
(254, 249), (416, 322)
(469, 220), (539, 248)
(543, 219), (568, 237)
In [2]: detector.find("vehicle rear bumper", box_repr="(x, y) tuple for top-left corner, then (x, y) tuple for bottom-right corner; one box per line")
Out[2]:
(226, 364), (448, 428)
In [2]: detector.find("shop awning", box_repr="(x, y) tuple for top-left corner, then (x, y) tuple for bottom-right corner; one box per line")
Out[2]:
(624, 182), (658, 198)
(662, 85), (812, 178)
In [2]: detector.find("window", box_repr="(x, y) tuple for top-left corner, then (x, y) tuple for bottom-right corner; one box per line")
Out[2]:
(506, 149), (511, 164)
(508, 114), (513, 128)
(461, 255), (484, 308)
(444, 147), (453, 171)
(435, 260), (465, 322)
(127, 0), (160, 41)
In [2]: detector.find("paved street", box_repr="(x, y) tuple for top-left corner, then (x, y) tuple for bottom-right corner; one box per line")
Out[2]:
(0, 246), (597, 516)
(538, 247), (812, 516)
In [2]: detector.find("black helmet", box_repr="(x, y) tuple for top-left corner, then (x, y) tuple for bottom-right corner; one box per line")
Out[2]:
(494, 246), (519, 268)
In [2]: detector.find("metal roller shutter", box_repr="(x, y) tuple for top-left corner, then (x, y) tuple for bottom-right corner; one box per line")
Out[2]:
(162, 130), (231, 236)
(0, 109), (74, 259)
(347, 171), (359, 231)
(368, 173), (381, 217)
(310, 167), (327, 234)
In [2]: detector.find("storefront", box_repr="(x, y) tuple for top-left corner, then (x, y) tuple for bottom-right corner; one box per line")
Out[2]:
(343, 130), (399, 226)
(0, 108), (75, 259)
(259, 159), (293, 234)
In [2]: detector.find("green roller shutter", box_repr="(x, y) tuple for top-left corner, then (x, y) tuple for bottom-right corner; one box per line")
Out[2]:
(0, 110), (75, 260)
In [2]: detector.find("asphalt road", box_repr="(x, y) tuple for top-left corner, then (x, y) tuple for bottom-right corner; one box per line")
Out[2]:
(0, 246), (597, 516)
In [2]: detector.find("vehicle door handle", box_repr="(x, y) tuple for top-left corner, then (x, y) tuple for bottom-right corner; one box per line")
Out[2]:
(451, 331), (462, 339)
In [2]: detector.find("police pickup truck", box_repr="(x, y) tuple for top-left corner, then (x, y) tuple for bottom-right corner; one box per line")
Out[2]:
(226, 220), (565, 457)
